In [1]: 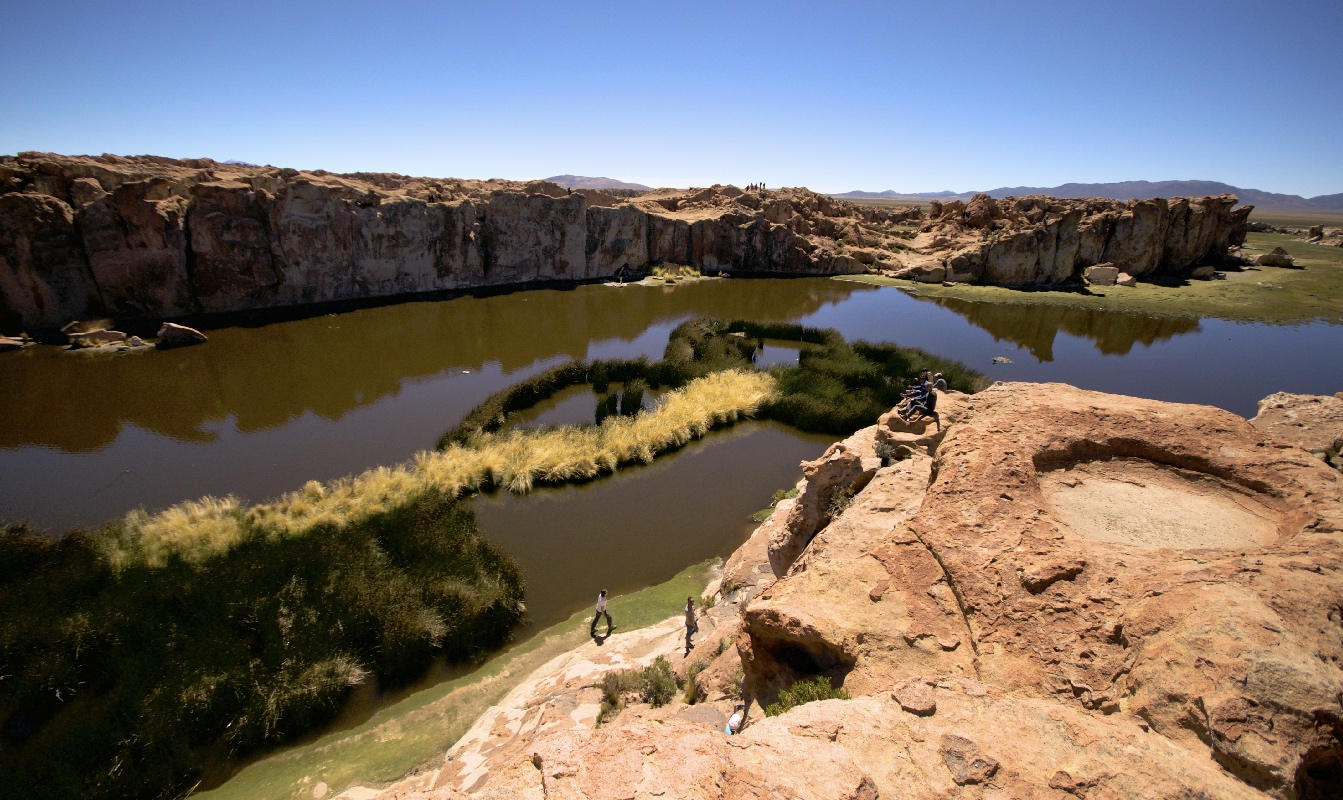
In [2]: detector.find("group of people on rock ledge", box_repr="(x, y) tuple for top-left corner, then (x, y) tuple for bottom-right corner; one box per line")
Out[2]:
(589, 589), (745, 734)
(896, 368), (946, 430)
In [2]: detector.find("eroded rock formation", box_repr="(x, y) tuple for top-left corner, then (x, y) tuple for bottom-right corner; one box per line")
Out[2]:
(0, 153), (904, 330)
(904, 192), (1253, 284)
(346, 385), (1341, 800)
(1, 154), (1252, 331)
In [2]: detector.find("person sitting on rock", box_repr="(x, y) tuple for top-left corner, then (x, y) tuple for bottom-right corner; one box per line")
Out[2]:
(932, 372), (948, 391)
(895, 369), (932, 415)
(901, 378), (941, 431)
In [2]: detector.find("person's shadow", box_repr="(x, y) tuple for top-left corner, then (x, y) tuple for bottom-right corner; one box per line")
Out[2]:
(591, 624), (614, 646)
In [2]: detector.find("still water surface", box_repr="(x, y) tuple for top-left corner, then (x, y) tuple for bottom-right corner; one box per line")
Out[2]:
(3, 277), (1343, 627)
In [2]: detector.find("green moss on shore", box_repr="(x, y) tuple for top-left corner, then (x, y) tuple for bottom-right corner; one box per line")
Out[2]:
(843, 233), (1343, 326)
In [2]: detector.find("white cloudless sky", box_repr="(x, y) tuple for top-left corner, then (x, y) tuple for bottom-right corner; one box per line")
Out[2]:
(1, 0), (1339, 195)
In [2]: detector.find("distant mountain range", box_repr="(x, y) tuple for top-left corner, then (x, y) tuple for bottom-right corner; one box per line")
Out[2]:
(833, 180), (1343, 212)
(545, 174), (652, 191)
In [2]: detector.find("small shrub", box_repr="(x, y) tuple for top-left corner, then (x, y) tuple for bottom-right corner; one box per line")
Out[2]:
(827, 487), (855, 520)
(598, 668), (644, 725)
(874, 440), (911, 466)
(729, 668), (745, 700)
(597, 656), (681, 719)
(642, 656), (679, 707)
(718, 636), (735, 656)
(683, 659), (708, 705)
(764, 676), (848, 716)
(700, 592), (716, 610)
(771, 486), (799, 505)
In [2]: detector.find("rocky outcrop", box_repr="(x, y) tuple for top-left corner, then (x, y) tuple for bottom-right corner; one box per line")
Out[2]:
(2, 154), (1254, 330)
(344, 383), (1341, 800)
(901, 192), (1252, 285)
(741, 382), (1343, 799)
(0, 153), (897, 330)
(356, 394), (1342, 800)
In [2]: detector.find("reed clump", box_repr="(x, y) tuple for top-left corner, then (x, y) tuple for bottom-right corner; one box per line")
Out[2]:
(0, 497), (523, 800)
(651, 264), (702, 281)
(108, 369), (775, 569)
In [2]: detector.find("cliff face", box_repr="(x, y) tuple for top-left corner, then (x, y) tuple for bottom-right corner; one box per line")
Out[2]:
(0, 154), (885, 329)
(0, 153), (1251, 331)
(919, 192), (1253, 284)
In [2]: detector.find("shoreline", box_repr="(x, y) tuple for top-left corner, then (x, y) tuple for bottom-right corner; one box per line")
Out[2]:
(843, 232), (1343, 326)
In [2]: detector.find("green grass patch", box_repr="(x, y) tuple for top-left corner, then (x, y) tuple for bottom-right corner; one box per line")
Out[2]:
(197, 560), (716, 800)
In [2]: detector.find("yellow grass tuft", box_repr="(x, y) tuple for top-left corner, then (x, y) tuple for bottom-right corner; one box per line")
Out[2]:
(650, 264), (702, 281)
(109, 370), (776, 569)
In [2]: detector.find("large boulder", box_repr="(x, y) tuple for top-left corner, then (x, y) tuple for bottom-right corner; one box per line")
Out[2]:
(1256, 246), (1296, 267)
(1082, 263), (1119, 286)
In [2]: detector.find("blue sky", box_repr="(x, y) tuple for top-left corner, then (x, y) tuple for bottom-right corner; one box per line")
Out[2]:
(2, 1), (1339, 195)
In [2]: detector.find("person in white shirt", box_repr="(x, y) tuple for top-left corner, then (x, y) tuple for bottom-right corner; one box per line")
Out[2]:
(591, 589), (613, 637)
(725, 707), (743, 735)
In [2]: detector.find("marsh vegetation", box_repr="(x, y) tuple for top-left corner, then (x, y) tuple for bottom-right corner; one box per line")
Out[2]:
(0, 499), (523, 800)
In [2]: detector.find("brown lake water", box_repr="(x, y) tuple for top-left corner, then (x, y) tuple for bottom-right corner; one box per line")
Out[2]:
(3, 277), (1343, 631)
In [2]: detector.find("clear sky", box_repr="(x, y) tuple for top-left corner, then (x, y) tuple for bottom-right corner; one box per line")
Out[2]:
(2, 1), (1339, 196)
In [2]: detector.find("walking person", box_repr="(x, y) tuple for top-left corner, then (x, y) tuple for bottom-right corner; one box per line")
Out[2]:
(684, 596), (698, 656)
(591, 589), (613, 637)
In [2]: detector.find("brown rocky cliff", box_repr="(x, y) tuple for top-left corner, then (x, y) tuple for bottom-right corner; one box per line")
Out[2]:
(0, 153), (884, 330)
(1, 154), (1251, 330)
(921, 192), (1252, 284)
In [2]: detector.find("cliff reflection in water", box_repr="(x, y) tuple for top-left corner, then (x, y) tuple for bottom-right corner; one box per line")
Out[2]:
(0, 279), (865, 453)
(926, 296), (1201, 361)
